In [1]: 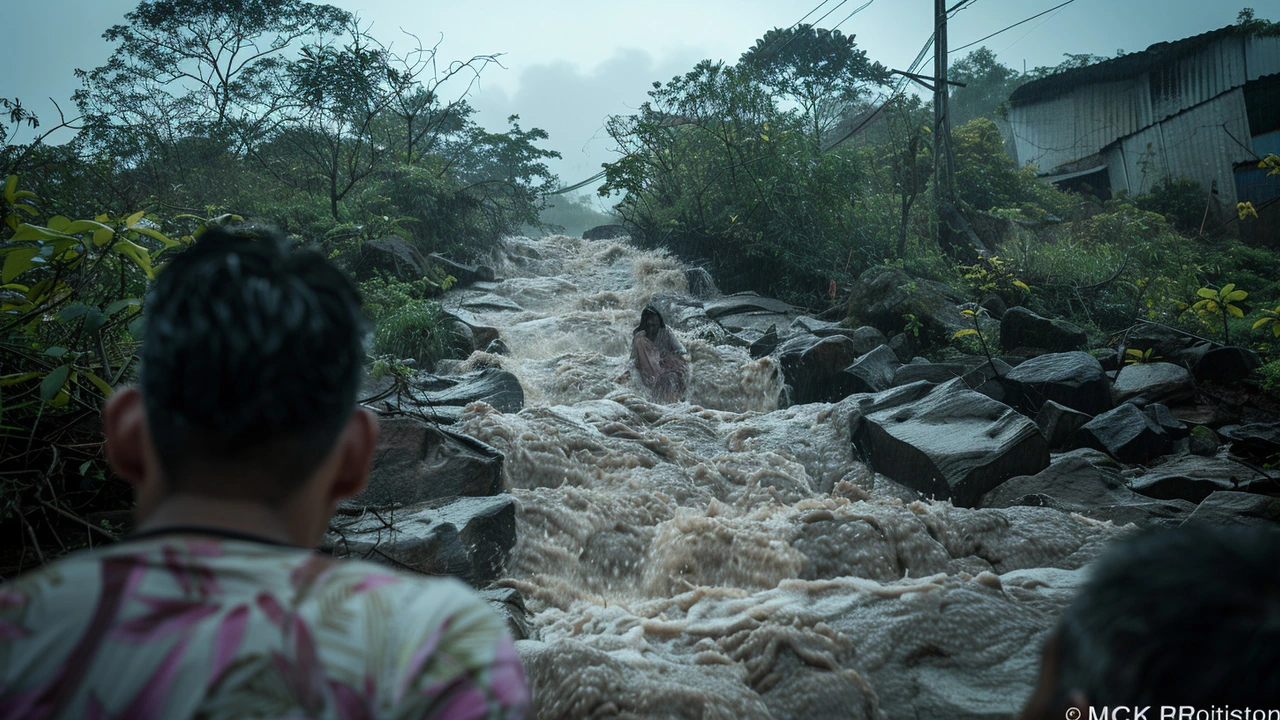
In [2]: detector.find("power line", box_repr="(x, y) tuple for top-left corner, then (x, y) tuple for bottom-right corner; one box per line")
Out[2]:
(821, 32), (936, 152)
(831, 0), (877, 32)
(949, 0), (1077, 54)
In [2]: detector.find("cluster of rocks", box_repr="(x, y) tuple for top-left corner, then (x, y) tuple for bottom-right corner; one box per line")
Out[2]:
(650, 267), (1278, 532)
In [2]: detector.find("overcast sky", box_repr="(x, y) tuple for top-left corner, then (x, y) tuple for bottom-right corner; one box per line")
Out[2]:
(4, 0), (1275, 195)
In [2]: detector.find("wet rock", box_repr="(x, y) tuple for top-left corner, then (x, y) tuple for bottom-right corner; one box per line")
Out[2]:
(1070, 403), (1173, 464)
(1122, 324), (1200, 365)
(459, 293), (524, 313)
(411, 368), (525, 414)
(1035, 400), (1093, 450)
(1093, 348), (1121, 372)
(704, 292), (798, 319)
(478, 587), (531, 641)
(1112, 362), (1195, 406)
(845, 266), (970, 346)
(790, 316), (838, 335)
(1219, 423), (1280, 465)
(485, 337), (510, 355)
(1000, 306), (1088, 353)
(348, 237), (428, 283)
(1005, 351), (1112, 416)
(813, 325), (888, 356)
(1182, 491), (1280, 528)
(582, 224), (629, 240)
(980, 294), (1007, 318)
(324, 494), (516, 585)
(750, 323), (780, 359)
(778, 334), (863, 404)
(429, 253), (497, 286)
(981, 456), (1141, 512)
(443, 308), (500, 351)
(893, 362), (972, 387)
(1192, 345), (1261, 384)
(839, 344), (901, 395)
(850, 378), (1049, 507)
(1084, 500), (1197, 529)
(649, 294), (711, 333)
(1143, 403), (1188, 440)
(1128, 454), (1262, 504)
(348, 416), (503, 509)
(886, 332), (915, 361)
(1189, 426), (1221, 456)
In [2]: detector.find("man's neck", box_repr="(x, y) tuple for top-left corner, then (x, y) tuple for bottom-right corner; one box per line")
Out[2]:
(136, 494), (303, 547)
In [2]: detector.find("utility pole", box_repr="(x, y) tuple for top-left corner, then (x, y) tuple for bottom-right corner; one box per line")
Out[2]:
(933, 0), (955, 212)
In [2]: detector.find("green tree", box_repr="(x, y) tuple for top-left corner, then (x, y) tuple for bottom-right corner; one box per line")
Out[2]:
(739, 24), (887, 144)
(948, 47), (1022, 126)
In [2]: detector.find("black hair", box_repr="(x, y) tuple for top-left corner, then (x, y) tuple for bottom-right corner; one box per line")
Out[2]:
(139, 226), (368, 504)
(634, 305), (665, 335)
(1049, 525), (1280, 707)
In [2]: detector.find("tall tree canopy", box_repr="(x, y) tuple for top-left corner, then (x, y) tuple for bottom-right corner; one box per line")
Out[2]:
(739, 24), (887, 143)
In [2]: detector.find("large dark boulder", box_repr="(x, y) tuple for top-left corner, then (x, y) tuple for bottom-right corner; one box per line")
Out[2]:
(849, 378), (1049, 507)
(749, 323), (780, 359)
(1181, 491), (1280, 529)
(704, 292), (798, 319)
(1128, 454), (1263, 504)
(844, 266), (974, 346)
(1035, 400), (1093, 450)
(411, 368), (525, 414)
(1218, 423), (1280, 465)
(443, 308), (500, 351)
(430, 253), (497, 286)
(778, 334), (864, 404)
(582, 224), (629, 240)
(1111, 362), (1196, 406)
(348, 417), (503, 509)
(811, 325), (888, 356)
(1192, 345), (1262, 384)
(1000, 306), (1088, 353)
(1122, 324), (1201, 366)
(323, 494), (516, 585)
(1070, 403), (1174, 464)
(980, 455), (1139, 511)
(1004, 351), (1112, 416)
(839, 344), (901, 395)
(348, 237), (428, 283)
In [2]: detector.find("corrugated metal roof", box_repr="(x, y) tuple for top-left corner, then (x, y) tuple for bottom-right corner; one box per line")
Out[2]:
(1008, 25), (1268, 106)
(1246, 35), (1280, 80)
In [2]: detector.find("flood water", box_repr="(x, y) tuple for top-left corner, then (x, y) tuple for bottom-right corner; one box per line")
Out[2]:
(445, 235), (1123, 719)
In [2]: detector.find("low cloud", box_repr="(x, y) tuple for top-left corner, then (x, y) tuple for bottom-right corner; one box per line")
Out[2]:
(468, 47), (705, 190)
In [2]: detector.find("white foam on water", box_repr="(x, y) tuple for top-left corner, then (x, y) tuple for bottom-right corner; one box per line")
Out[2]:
(448, 235), (1124, 719)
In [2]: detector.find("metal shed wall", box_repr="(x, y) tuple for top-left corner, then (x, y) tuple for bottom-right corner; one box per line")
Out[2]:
(1008, 31), (1280, 178)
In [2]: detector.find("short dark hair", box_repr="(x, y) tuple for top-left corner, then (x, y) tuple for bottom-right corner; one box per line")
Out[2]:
(140, 226), (367, 504)
(1050, 525), (1280, 707)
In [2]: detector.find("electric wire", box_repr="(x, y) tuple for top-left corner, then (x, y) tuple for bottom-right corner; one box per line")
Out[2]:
(949, 0), (1078, 54)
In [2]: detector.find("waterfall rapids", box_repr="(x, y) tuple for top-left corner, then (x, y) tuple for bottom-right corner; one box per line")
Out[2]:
(443, 234), (1123, 719)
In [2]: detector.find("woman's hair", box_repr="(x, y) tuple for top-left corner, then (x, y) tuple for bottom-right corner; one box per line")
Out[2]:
(634, 305), (665, 335)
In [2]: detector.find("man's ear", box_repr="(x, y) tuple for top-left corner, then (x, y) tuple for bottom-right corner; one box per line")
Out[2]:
(329, 408), (378, 501)
(103, 387), (153, 486)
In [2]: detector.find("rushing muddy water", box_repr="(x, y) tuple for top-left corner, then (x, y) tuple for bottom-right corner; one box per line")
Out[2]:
(444, 235), (1124, 719)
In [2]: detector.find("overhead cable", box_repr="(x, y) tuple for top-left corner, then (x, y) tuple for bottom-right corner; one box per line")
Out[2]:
(949, 0), (1078, 54)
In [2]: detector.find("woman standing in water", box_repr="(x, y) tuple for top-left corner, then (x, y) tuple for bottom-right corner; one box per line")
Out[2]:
(629, 305), (690, 403)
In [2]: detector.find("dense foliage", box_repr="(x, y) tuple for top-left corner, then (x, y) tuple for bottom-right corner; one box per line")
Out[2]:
(1, 0), (560, 573)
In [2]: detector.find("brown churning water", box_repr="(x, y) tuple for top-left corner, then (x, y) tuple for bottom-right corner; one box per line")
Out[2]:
(447, 235), (1123, 719)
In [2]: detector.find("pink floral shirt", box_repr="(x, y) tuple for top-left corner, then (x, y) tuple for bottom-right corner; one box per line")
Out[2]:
(0, 533), (528, 720)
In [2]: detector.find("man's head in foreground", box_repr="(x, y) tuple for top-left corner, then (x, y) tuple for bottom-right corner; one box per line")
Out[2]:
(103, 226), (377, 546)
(1022, 524), (1280, 717)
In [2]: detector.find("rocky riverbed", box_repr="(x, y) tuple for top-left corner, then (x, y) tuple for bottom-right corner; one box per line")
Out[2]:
(337, 233), (1280, 719)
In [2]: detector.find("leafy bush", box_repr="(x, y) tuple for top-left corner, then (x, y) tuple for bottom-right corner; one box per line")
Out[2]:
(1259, 359), (1280, 399)
(1135, 177), (1206, 234)
(370, 298), (460, 371)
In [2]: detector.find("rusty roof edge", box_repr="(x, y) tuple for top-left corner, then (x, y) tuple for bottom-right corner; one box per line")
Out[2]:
(1007, 24), (1254, 107)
